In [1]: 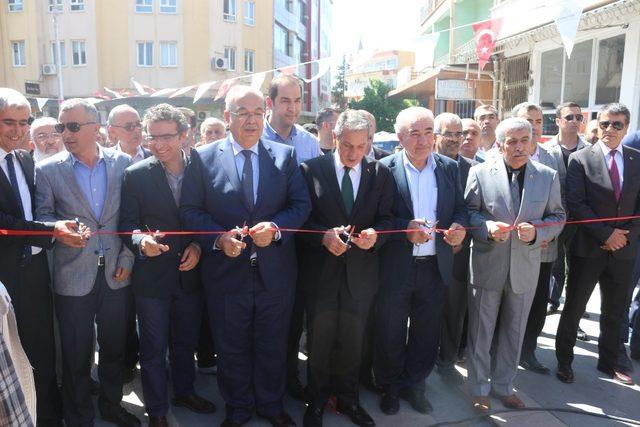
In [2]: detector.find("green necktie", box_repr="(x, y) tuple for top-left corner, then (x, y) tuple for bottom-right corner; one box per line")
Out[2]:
(341, 166), (354, 215)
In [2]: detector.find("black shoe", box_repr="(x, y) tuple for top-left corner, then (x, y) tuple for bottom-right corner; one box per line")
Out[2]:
(437, 366), (464, 385)
(221, 419), (244, 427)
(258, 411), (297, 427)
(556, 365), (574, 383)
(287, 376), (307, 401)
(399, 388), (433, 414)
(98, 402), (141, 427)
(148, 415), (169, 427)
(379, 392), (399, 415)
(335, 401), (375, 426)
(122, 367), (137, 384)
(303, 404), (324, 427)
(172, 394), (217, 414)
(360, 374), (383, 393)
(576, 327), (589, 341)
(547, 304), (559, 315)
(520, 355), (550, 375)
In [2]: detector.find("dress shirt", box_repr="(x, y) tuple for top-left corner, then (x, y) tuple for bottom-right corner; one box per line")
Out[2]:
(0, 148), (41, 255)
(70, 146), (107, 220)
(263, 119), (321, 165)
(403, 151), (438, 256)
(598, 140), (624, 187)
(115, 143), (145, 164)
(334, 153), (361, 197)
(162, 165), (185, 206)
(505, 161), (526, 199)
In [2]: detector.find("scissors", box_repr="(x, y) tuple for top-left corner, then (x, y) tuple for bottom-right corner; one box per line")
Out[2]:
(341, 225), (354, 250)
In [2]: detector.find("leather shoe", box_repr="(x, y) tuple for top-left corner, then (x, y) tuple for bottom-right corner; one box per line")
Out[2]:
(556, 365), (574, 383)
(258, 411), (296, 427)
(303, 404), (324, 427)
(597, 365), (635, 385)
(172, 394), (216, 414)
(471, 396), (490, 414)
(617, 350), (634, 373)
(520, 355), (550, 374)
(98, 402), (141, 427)
(576, 327), (589, 341)
(399, 387), (432, 414)
(287, 376), (308, 401)
(335, 400), (375, 426)
(437, 366), (464, 385)
(379, 392), (399, 415)
(499, 394), (525, 409)
(148, 415), (169, 427)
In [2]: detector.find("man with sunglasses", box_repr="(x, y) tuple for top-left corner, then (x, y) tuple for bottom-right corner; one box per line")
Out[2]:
(556, 103), (640, 386)
(108, 104), (150, 164)
(31, 117), (65, 162)
(35, 99), (139, 426)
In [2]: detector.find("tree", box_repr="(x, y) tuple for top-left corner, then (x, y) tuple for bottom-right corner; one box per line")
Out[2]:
(348, 79), (418, 133)
(331, 55), (348, 110)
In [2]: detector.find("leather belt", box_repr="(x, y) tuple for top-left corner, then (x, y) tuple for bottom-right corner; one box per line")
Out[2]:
(413, 255), (436, 263)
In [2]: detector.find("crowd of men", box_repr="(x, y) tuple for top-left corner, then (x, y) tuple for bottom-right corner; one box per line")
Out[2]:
(1, 74), (640, 427)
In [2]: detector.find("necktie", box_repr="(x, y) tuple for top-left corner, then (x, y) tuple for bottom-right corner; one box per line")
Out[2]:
(341, 166), (354, 215)
(609, 150), (621, 202)
(241, 150), (254, 211)
(510, 169), (521, 214)
(4, 153), (31, 264)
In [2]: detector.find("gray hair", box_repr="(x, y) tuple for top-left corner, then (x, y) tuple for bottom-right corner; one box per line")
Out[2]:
(434, 112), (462, 134)
(0, 87), (31, 114)
(107, 104), (139, 125)
(597, 102), (630, 125)
(334, 109), (370, 139)
(495, 117), (532, 145)
(225, 85), (265, 111)
(30, 117), (58, 138)
(59, 98), (100, 122)
(394, 106), (434, 135)
(200, 117), (225, 130)
(511, 102), (542, 118)
(142, 103), (189, 134)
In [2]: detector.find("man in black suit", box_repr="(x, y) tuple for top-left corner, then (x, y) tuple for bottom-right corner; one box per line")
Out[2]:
(0, 87), (88, 426)
(556, 103), (640, 386)
(119, 104), (216, 426)
(299, 109), (394, 427)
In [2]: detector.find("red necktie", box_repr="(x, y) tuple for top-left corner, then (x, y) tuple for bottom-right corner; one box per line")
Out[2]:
(609, 150), (621, 202)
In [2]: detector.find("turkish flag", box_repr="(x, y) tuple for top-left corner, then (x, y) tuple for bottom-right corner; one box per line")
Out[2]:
(214, 79), (235, 101)
(472, 18), (503, 70)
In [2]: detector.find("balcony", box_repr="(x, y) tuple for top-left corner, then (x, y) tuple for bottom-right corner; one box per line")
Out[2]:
(421, 0), (448, 25)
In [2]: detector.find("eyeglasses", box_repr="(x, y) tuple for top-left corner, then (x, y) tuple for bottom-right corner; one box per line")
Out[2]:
(34, 132), (62, 141)
(111, 121), (142, 132)
(144, 132), (180, 143)
(229, 110), (265, 122)
(54, 122), (97, 133)
(436, 131), (464, 139)
(462, 129), (479, 137)
(563, 114), (584, 122)
(598, 120), (625, 131)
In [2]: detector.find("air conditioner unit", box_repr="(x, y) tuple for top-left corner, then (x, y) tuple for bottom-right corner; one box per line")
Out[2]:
(211, 57), (228, 70)
(42, 64), (57, 75)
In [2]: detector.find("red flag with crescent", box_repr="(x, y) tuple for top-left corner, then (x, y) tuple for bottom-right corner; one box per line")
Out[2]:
(472, 18), (503, 70)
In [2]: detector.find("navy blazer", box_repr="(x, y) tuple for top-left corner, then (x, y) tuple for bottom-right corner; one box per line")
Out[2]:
(179, 136), (311, 294)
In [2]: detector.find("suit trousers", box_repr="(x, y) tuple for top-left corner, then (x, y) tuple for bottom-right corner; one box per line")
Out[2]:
(207, 265), (293, 424)
(55, 266), (132, 426)
(136, 286), (202, 416)
(467, 278), (535, 397)
(197, 309), (216, 368)
(521, 262), (553, 358)
(374, 257), (445, 393)
(286, 284), (306, 382)
(124, 306), (139, 371)
(438, 275), (468, 370)
(556, 254), (633, 372)
(11, 252), (62, 424)
(550, 225), (577, 307)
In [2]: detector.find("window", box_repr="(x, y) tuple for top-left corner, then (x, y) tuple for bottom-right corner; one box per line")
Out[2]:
(295, 37), (305, 62)
(136, 0), (152, 13)
(70, 0), (84, 11)
(8, 0), (23, 12)
(137, 42), (153, 66)
(298, 0), (306, 25)
(223, 0), (236, 21)
(161, 42), (177, 66)
(51, 41), (66, 66)
(244, 0), (254, 25)
(48, 0), (62, 12)
(244, 49), (254, 72)
(563, 40), (592, 107)
(539, 47), (563, 108)
(224, 47), (236, 71)
(11, 41), (25, 66)
(72, 40), (86, 65)
(160, 0), (176, 13)
(275, 24), (290, 56)
(596, 35), (625, 105)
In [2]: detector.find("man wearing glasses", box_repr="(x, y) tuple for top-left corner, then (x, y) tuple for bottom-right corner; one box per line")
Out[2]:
(108, 104), (150, 164)
(35, 99), (139, 426)
(30, 117), (64, 162)
(556, 103), (640, 386)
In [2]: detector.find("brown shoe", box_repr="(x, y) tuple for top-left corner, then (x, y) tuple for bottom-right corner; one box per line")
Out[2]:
(500, 394), (525, 409)
(472, 396), (490, 413)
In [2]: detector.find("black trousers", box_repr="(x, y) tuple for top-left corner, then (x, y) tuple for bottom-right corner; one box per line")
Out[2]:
(286, 285), (305, 382)
(11, 252), (62, 424)
(556, 254), (633, 372)
(55, 267), (132, 426)
(550, 225), (577, 307)
(197, 309), (216, 368)
(438, 275), (468, 370)
(124, 305), (139, 371)
(521, 262), (553, 358)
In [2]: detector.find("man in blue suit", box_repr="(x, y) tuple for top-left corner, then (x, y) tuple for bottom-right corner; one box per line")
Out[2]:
(180, 85), (311, 427)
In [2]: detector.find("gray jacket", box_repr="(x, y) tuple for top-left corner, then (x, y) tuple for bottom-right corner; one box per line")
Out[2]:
(534, 143), (564, 262)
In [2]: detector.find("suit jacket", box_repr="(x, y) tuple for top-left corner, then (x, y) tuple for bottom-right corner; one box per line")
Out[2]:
(622, 130), (640, 151)
(566, 143), (640, 260)
(378, 152), (468, 290)
(544, 135), (589, 190)
(119, 156), (200, 299)
(465, 157), (565, 294)
(452, 155), (477, 283)
(534, 143), (564, 262)
(298, 153), (395, 300)
(179, 136), (311, 295)
(35, 148), (135, 296)
(0, 149), (54, 293)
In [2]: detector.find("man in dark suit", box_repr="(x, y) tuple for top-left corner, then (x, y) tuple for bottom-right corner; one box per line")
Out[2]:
(298, 109), (394, 427)
(119, 104), (216, 426)
(0, 87), (87, 427)
(556, 103), (640, 386)
(180, 86), (310, 427)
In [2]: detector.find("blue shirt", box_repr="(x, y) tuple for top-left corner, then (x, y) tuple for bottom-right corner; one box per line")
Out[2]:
(263, 120), (321, 165)
(231, 137), (259, 204)
(70, 146), (107, 220)
(622, 130), (640, 151)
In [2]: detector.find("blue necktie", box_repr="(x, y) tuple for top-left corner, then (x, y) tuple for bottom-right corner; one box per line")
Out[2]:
(5, 153), (31, 264)
(241, 150), (254, 211)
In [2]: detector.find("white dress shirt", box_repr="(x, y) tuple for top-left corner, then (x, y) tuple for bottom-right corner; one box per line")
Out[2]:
(334, 152), (361, 197)
(403, 151), (438, 256)
(115, 143), (146, 164)
(598, 140), (624, 187)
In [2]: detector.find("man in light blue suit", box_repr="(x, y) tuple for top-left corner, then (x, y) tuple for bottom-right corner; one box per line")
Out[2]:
(180, 85), (311, 427)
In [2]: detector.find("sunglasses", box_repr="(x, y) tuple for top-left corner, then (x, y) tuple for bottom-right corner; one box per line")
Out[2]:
(563, 114), (583, 122)
(54, 121), (97, 133)
(598, 120), (625, 131)
(111, 121), (142, 132)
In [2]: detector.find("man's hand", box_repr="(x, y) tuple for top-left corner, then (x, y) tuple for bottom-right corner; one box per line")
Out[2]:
(250, 222), (276, 248)
(487, 221), (511, 243)
(444, 223), (466, 247)
(406, 219), (432, 245)
(322, 226), (349, 256)
(351, 228), (377, 250)
(516, 222), (536, 243)
(179, 242), (201, 271)
(452, 244), (463, 255)
(140, 234), (169, 257)
(113, 267), (130, 282)
(602, 228), (629, 251)
(218, 227), (247, 258)
(54, 220), (90, 248)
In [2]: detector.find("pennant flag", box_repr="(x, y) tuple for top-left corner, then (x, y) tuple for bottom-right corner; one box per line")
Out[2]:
(169, 85), (196, 98)
(413, 32), (440, 70)
(279, 65), (297, 76)
(251, 72), (266, 90)
(214, 79), (235, 101)
(103, 87), (123, 98)
(302, 59), (331, 83)
(472, 18), (503, 70)
(150, 88), (177, 97)
(553, 0), (583, 59)
(130, 77), (147, 95)
(35, 97), (50, 112)
(193, 81), (215, 103)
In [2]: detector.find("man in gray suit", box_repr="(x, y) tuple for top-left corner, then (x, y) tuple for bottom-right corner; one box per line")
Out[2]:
(35, 99), (139, 427)
(464, 117), (565, 413)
